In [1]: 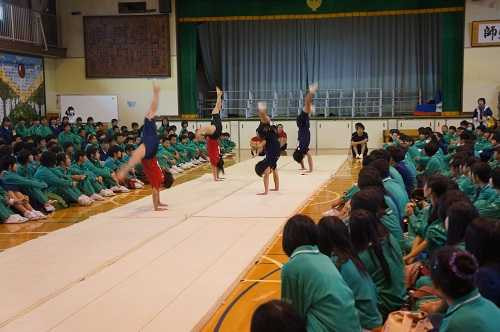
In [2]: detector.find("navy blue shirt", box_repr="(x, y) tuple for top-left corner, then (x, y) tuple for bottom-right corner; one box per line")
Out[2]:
(0, 127), (13, 144)
(297, 111), (311, 150)
(141, 118), (159, 160)
(394, 161), (414, 195)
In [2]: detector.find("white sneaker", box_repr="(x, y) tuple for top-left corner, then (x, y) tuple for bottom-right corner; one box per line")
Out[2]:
(44, 203), (55, 212)
(110, 186), (121, 193)
(5, 214), (28, 224)
(91, 193), (105, 201)
(100, 189), (115, 197)
(118, 185), (130, 193)
(174, 166), (184, 172)
(191, 159), (201, 165)
(78, 195), (93, 206)
(24, 211), (40, 220)
(34, 210), (47, 219)
(169, 168), (178, 174)
(131, 181), (144, 189)
(180, 164), (189, 170)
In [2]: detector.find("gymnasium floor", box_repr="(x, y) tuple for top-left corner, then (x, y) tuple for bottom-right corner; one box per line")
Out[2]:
(0, 150), (359, 332)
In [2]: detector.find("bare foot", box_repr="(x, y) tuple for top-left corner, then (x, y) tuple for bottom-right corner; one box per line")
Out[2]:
(154, 207), (168, 211)
(159, 202), (168, 207)
(215, 178), (225, 182)
(257, 192), (268, 196)
(270, 188), (279, 192)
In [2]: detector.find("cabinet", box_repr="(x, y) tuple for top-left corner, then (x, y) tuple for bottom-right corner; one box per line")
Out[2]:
(360, 120), (387, 149)
(446, 118), (470, 128)
(397, 119), (435, 130)
(317, 121), (351, 149)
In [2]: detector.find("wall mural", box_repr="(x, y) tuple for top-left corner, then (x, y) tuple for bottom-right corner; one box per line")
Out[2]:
(0, 52), (45, 122)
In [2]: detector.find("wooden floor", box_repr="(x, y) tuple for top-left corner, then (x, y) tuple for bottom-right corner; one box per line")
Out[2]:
(201, 157), (361, 332)
(0, 149), (359, 332)
(0, 156), (243, 252)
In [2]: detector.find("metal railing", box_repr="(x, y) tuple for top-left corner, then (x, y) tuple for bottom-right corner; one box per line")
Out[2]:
(198, 88), (422, 118)
(0, 2), (55, 48)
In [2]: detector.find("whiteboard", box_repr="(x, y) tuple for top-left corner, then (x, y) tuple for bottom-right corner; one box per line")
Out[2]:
(59, 95), (118, 123)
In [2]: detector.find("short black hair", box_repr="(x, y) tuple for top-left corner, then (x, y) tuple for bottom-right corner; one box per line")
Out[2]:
(0, 155), (16, 171)
(465, 217), (500, 266)
(492, 168), (500, 189)
(86, 146), (99, 159)
(425, 174), (450, 198)
(471, 161), (491, 183)
(168, 134), (177, 140)
(16, 149), (32, 164)
(445, 201), (478, 246)
(181, 120), (188, 127)
(387, 146), (406, 163)
(369, 159), (390, 178)
(40, 151), (57, 168)
(369, 149), (391, 162)
(449, 126), (456, 131)
(282, 214), (318, 257)
(56, 152), (68, 165)
(109, 145), (123, 156)
(430, 246), (478, 299)
(424, 141), (439, 157)
(357, 167), (383, 190)
(250, 300), (306, 332)
(354, 122), (365, 130)
(351, 187), (386, 217)
(74, 150), (86, 161)
(478, 97), (486, 104)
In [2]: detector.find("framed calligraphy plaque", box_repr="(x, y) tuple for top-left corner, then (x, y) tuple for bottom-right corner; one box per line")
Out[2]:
(471, 20), (500, 47)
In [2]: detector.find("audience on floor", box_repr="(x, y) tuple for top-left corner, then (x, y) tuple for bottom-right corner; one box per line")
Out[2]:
(0, 116), (235, 223)
(253, 120), (500, 332)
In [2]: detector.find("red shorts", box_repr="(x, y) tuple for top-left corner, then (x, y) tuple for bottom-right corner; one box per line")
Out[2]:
(141, 157), (164, 189)
(207, 137), (220, 167)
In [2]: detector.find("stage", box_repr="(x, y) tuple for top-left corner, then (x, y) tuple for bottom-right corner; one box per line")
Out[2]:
(0, 155), (345, 332)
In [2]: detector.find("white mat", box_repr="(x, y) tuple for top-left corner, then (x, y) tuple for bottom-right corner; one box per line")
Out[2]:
(0, 155), (345, 332)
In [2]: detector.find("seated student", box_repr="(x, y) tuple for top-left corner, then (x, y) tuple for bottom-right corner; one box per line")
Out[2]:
(220, 132), (236, 155)
(404, 175), (449, 264)
(281, 215), (361, 332)
(72, 117), (83, 134)
(440, 199), (478, 250)
(130, 122), (140, 136)
(56, 153), (105, 202)
(351, 122), (368, 159)
(84, 146), (129, 193)
(178, 135), (201, 165)
(180, 120), (189, 137)
(157, 118), (170, 138)
(370, 158), (409, 220)
(3, 151), (55, 213)
(317, 216), (382, 330)
(420, 140), (446, 177)
(49, 118), (60, 136)
(84, 117), (96, 135)
(471, 162), (496, 203)
(34, 151), (93, 206)
(71, 150), (114, 198)
(277, 124), (288, 152)
(415, 127), (432, 149)
(157, 138), (184, 174)
(387, 145), (415, 195)
(250, 300), (306, 332)
(192, 131), (209, 160)
(14, 118), (29, 137)
(99, 138), (112, 162)
(58, 123), (82, 148)
(168, 134), (193, 169)
(351, 188), (403, 249)
(430, 246), (500, 332)
(0, 156), (48, 220)
(63, 142), (75, 161)
(465, 217), (500, 307)
(85, 134), (99, 152)
(38, 117), (53, 138)
(474, 167), (499, 218)
(349, 209), (405, 317)
(107, 119), (118, 137)
(0, 185), (27, 223)
(104, 146), (144, 189)
(250, 130), (265, 157)
(453, 154), (477, 201)
(369, 149), (406, 190)
(400, 134), (421, 164)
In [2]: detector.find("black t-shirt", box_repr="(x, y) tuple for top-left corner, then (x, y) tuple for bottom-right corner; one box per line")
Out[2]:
(351, 131), (368, 142)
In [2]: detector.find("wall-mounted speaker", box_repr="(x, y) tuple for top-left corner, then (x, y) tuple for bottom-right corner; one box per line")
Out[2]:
(158, 0), (171, 14)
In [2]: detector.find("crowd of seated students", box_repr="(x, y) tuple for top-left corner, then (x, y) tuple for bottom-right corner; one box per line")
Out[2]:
(251, 120), (500, 332)
(0, 116), (235, 224)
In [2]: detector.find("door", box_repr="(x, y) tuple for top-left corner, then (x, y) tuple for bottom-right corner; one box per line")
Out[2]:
(239, 121), (260, 149)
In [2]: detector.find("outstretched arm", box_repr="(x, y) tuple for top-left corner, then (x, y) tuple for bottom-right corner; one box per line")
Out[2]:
(304, 83), (318, 114)
(146, 81), (161, 120)
(212, 87), (223, 115)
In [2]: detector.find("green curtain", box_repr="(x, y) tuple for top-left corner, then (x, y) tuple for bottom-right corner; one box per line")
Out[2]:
(178, 23), (198, 116)
(441, 12), (464, 112)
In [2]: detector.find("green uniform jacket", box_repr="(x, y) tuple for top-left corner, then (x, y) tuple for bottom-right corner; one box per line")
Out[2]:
(58, 131), (83, 148)
(456, 175), (476, 201)
(439, 290), (500, 332)
(424, 219), (447, 257)
(71, 163), (105, 193)
(474, 191), (500, 218)
(474, 184), (497, 203)
(104, 157), (123, 171)
(421, 154), (444, 177)
(0, 187), (14, 221)
(14, 124), (30, 137)
(333, 257), (382, 330)
(358, 235), (406, 317)
(383, 177), (409, 221)
(282, 245), (362, 332)
(29, 125), (53, 138)
(84, 124), (96, 135)
(381, 208), (403, 249)
(34, 166), (81, 202)
(2, 170), (49, 205)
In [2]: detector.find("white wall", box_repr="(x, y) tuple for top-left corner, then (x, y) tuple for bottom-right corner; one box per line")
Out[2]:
(44, 0), (178, 125)
(463, 0), (500, 116)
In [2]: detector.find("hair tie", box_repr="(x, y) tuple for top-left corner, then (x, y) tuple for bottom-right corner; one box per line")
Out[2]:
(449, 251), (478, 280)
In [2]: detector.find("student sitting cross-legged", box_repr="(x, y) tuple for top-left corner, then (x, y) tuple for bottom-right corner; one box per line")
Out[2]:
(71, 150), (115, 198)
